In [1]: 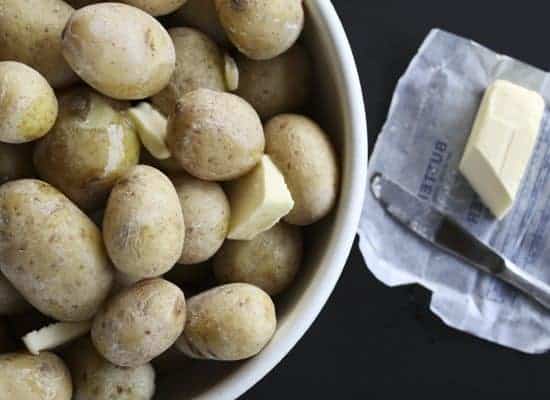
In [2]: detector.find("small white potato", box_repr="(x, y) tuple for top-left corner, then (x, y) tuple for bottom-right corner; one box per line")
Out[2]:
(103, 165), (185, 278)
(70, 338), (156, 400)
(236, 45), (311, 119)
(176, 283), (276, 361)
(213, 223), (302, 295)
(214, 0), (304, 60)
(265, 114), (339, 225)
(0, 0), (79, 88)
(33, 87), (141, 211)
(92, 279), (186, 367)
(62, 3), (176, 100)
(0, 62), (58, 144)
(0, 352), (73, 400)
(0, 180), (114, 321)
(172, 173), (230, 265)
(152, 28), (228, 116)
(166, 89), (265, 181)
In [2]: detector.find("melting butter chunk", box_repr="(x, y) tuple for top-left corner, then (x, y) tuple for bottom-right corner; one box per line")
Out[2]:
(227, 155), (294, 240)
(23, 320), (92, 355)
(459, 80), (545, 219)
(128, 102), (171, 160)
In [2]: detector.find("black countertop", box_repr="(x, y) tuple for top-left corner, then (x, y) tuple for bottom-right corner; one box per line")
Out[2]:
(246, 1), (550, 398)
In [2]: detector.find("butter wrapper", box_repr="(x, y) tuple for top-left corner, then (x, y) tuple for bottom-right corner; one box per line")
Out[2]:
(358, 29), (550, 353)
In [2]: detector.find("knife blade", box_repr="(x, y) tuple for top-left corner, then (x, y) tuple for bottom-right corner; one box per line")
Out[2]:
(371, 173), (550, 310)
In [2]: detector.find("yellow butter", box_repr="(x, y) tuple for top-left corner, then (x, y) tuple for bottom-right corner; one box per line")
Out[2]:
(227, 155), (294, 240)
(459, 80), (544, 219)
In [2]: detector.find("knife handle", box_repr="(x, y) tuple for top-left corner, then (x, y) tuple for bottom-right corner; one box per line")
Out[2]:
(500, 261), (550, 310)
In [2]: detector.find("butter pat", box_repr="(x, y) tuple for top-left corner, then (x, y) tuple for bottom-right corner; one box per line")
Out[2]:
(459, 80), (545, 219)
(228, 155), (294, 240)
(128, 102), (171, 160)
(23, 320), (92, 355)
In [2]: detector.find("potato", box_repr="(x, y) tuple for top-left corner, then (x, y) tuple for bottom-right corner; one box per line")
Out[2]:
(0, 320), (14, 353)
(34, 87), (141, 211)
(236, 45), (311, 119)
(103, 165), (185, 278)
(120, 0), (187, 16)
(92, 279), (186, 367)
(0, 62), (58, 144)
(0, 352), (72, 400)
(0, 274), (28, 316)
(62, 3), (176, 100)
(175, 283), (276, 361)
(0, 180), (114, 321)
(69, 338), (156, 400)
(0, 0), (78, 89)
(265, 114), (339, 225)
(214, 0), (304, 60)
(173, 0), (229, 45)
(213, 223), (302, 295)
(167, 89), (264, 181)
(0, 143), (35, 185)
(152, 28), (228, 116)
(172, 173), (230, 264)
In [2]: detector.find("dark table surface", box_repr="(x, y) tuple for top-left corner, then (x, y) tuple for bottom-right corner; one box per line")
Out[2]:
(246, 1), (550, 398)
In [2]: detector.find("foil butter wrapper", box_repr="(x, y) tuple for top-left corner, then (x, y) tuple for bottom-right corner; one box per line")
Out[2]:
(358, 29), (550, 353)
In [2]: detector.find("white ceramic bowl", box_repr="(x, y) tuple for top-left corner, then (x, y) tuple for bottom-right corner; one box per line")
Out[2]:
(158, 1), (367, 398)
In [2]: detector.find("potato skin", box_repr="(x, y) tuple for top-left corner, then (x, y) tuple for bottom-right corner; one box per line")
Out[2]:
(121, 0), (187, 16)
(62, 3), (176, 100)
(0, 274), (29, 316)
(103, 165), (185, 278)
(167, 89), (265, 181)
(0, 180), (114, 321)
(69, 338), (156, 400)
(152, 28), (227, 116)
(265, 114), (339, 226)
(172, 173), (230, 265)
(173, 0), (229, 45)
(176, 283), (276, 361)
(0, 0), (78, 89)
(92, 279), (186, 367)
(214, 0), (304, 60)
(236, 45), (311, 119)
(0, 143), (35, 185)
(0, 352), (73, 400)
(213, 223), (302, 295)
(0, 62), (58, 144)
(34, 87), (141, 211)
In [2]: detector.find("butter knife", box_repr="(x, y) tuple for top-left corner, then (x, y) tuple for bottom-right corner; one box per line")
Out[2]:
(370, 173), (550, 310)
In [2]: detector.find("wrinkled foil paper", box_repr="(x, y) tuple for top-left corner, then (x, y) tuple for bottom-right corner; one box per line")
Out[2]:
(358, 29), (550, 353)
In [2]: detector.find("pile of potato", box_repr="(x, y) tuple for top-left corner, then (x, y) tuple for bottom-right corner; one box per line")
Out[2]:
(0, 0), (339, 398)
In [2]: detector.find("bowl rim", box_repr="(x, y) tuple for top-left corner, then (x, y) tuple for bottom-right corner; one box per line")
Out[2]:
(193, 1), (368, 398)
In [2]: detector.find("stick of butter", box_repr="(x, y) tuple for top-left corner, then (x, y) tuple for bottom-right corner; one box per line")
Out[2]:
(227, 155), (294, 240)
(459, 80), (545, 219)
